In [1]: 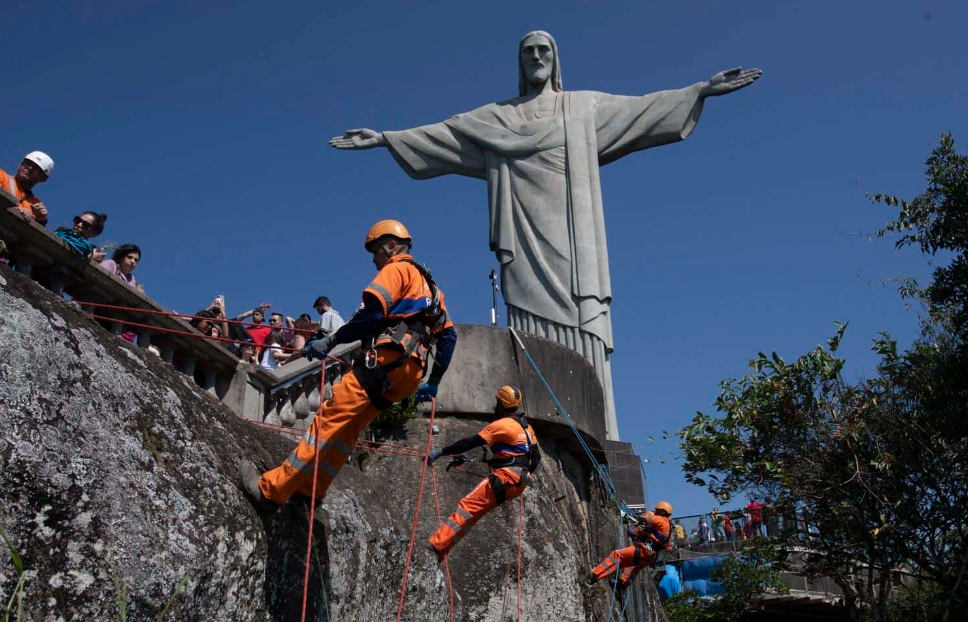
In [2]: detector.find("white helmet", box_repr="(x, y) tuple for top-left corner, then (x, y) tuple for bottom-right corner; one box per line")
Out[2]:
(23, 151), (54, 178)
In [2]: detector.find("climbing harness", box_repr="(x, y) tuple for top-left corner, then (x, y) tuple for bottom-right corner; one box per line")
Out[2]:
(507, 328), (629, 516)
(483, 414), (540, 473)
(354, 259), (447, 411)
(481, 414), (540, 505)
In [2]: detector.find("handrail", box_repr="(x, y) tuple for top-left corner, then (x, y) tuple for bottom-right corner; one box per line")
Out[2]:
(0, 203), (276, 396)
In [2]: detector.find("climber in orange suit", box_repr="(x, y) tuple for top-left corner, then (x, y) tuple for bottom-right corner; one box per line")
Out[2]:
(237, 220), (458, 506)
(425, 386), (541, 561)
(586, 501), (674, 589)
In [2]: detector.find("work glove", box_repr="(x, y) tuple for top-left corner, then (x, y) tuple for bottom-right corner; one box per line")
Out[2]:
(445, 455), (468, 472)
(426, 449), (443, 465)
(414, 383), (438, 402)
(301, 335), (333, 361)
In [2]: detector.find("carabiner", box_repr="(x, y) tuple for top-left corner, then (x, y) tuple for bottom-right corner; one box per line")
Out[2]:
(365, 348), (378, 369)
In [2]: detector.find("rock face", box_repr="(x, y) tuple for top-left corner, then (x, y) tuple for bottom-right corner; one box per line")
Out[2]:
(0, 265), (666, 621)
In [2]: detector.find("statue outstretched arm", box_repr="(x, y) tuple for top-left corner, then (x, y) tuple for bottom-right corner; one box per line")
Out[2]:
(330, 120), (486, 180)
(699, 67), (762, 98)
(592, 67), (761, 164)
(329, 128), (386, 150)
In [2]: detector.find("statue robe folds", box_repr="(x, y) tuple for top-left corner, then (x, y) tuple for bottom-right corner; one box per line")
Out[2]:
(384, 84), (704, 437)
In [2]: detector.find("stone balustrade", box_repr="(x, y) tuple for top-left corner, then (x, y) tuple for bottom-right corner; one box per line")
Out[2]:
(0, 191), (278, 412)
(2, 190), (633, 480)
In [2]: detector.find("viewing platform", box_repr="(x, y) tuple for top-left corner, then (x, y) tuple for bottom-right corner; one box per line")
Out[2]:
(1, 195), (645, 502)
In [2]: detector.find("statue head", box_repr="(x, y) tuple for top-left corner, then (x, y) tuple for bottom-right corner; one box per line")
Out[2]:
(518, 30), (563, 96)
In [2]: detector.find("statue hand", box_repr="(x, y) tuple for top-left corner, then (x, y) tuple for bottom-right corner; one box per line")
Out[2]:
(701, 67), (762, 98)
(328, 128), (385, 150)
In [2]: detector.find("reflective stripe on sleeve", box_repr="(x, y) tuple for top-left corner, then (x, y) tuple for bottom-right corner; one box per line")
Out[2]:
(444, 518), (463, 534)
(366, 282), (394, 311)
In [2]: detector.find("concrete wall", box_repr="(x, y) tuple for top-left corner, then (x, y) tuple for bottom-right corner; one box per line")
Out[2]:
(436, 324), (608, 453)
(603, 439), (647, 506)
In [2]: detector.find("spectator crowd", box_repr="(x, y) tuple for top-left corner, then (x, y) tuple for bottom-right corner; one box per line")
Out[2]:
(188, 297), (345, 370)
(1, 150), (347, 371)
(665, 500), (774, 549)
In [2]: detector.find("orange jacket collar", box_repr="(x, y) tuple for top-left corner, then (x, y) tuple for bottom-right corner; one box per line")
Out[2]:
(387, 254), (415, 265)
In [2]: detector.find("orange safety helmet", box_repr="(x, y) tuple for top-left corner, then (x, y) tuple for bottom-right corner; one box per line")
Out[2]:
(638, 511), (655, 527)
(654, 501), (673, 516)
(365, 219), (412, 252)
(495, 385), (523, 410)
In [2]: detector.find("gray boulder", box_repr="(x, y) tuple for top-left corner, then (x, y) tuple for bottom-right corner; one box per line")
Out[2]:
(0, 265), (666, 621)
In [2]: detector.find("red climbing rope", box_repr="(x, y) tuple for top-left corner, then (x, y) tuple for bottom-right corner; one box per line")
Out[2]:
(430, 466), (456, 622)
(517, 494), (524, 622)
(395, 398), (438, 622)
(300, 370), (329, 622)
(250, 420), (303, 436)
(250, 406), (454, 618)
(76, 300), (318, 333)
(84, 312), (349, 365)
(249, 421), (428, 460)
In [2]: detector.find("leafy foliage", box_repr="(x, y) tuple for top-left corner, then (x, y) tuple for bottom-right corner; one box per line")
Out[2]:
(368, 396), (420, 440)
(1, 525), (25, 622)
(872, 132), (968, 334)
(665, 540), (788, 622)
(883, 579), (968, 622)
(679, 134), (968, 622)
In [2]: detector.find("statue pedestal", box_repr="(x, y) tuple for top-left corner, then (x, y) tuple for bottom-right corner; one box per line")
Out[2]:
(436, 324), (607, 450)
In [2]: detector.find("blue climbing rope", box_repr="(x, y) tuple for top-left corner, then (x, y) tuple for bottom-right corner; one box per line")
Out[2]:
(509, 328), (643, 620)
(606, 517), (624, 622)
(618, 581), (633, 621)
(509, 328), (631, 516)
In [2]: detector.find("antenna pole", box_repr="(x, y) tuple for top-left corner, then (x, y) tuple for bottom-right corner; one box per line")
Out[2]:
(489, 268), (499, 326)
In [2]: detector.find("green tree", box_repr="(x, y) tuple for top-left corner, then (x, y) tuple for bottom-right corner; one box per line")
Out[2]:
(665, 540), (788, 622)
(679, 326), (904, 619)
(872, 132), (968, 335)
(679, 133), (968, 622)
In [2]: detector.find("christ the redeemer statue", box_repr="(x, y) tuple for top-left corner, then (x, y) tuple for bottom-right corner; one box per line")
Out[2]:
(330, 31), (761, 440)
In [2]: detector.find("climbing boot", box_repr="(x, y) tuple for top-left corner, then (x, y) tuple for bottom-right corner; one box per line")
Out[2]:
(237, 459), (274, 510)
(425, 543), (444, 564)
(585, 571), (598, 586)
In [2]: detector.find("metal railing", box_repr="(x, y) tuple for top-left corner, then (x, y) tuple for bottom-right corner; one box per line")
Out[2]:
(626, 504), (810, 549)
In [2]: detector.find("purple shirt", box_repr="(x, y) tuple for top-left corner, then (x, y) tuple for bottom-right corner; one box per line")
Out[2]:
(99, 259), (138, 289)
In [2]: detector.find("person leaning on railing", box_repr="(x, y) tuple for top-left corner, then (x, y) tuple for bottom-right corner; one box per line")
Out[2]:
(53, 212), (107, 261)
(98, 243), (144, 294)
(1, 151), (53, 226)
(190, 308), (219, 337)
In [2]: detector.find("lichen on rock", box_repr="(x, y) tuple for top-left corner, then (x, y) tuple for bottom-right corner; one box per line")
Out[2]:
(0, 265), (667, 621)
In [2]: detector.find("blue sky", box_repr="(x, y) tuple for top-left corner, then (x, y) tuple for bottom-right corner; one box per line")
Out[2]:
(7, 0), (967, 516)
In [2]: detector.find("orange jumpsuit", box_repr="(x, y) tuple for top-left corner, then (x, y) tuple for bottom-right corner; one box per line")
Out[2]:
(592, 515), (671, 586)
(0, 168), (47, 225)
(259, 254), (453, 503)
(428, 417), (538, 557)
